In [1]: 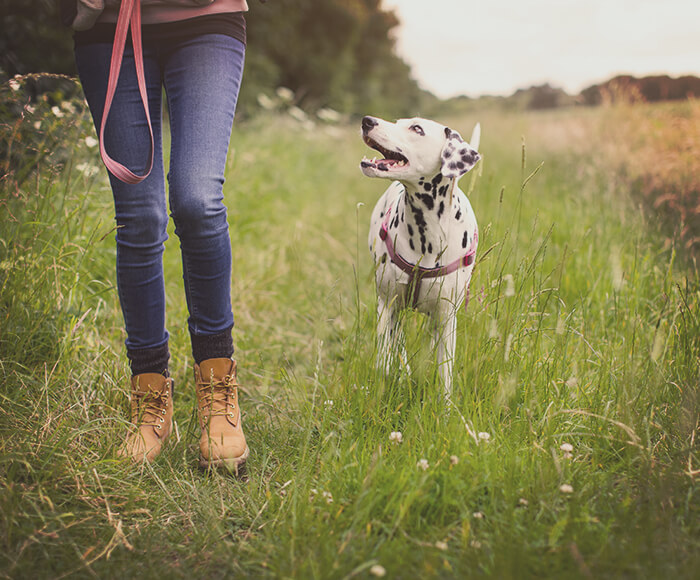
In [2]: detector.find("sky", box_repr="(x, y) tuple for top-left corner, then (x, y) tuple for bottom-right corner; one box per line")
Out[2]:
(381, 0), (700, 98)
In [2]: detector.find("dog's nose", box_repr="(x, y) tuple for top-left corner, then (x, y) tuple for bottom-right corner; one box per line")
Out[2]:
(362, 116), (378, 133)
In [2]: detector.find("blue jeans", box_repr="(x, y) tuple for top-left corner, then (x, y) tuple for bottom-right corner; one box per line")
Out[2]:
(76, 34), (244, 371)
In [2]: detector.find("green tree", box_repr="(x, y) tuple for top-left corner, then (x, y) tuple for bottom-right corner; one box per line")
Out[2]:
(1, 0), (76, 77)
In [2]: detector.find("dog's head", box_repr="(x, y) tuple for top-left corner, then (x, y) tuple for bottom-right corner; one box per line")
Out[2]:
(360, 116), (480, 185)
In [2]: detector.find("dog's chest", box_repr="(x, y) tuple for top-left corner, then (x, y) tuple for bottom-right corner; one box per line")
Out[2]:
(368, 180), (477, 310)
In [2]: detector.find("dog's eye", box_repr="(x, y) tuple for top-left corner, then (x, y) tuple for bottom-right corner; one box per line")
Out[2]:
(410, 124), (425, 136)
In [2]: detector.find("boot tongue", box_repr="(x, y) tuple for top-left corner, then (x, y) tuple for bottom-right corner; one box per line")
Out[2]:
(135, 373), (168, 393)
(200, 358), (235, 381)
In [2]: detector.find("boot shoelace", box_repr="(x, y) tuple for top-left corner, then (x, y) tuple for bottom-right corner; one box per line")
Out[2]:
(198, 373), (237, 420)
(135, 390), (169, 430)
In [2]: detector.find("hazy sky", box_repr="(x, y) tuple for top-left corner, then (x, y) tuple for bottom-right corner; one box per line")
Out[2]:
(382, 0), (700, 98)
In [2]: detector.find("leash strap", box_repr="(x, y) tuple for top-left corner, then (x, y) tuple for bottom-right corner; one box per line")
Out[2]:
(98, 0), (154, 184)
(379, 205), (478, 309)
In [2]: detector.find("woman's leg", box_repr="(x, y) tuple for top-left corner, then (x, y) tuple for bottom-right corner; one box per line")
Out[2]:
(163, 35), (248, 472)
(162, 35), (245, 362)
(75, 42), (170, 375)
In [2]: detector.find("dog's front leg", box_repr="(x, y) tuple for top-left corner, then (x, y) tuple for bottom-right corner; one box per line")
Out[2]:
(432, 304), (458, 401)
(376, 295), (408, 376)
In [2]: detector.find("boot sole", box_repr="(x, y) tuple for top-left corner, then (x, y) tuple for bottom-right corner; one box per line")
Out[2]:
(199, 445), (250, 476)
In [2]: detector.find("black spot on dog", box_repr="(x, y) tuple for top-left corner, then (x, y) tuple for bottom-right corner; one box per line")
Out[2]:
(457, 161), (465, 170)
(407, 224), (414, 237)
(416, 193), (434, 210)
(428, 242), (433, 254)
(423, 182), (432, 192)
(462, 231), (469, 248)
(409, 239), (415, 251)
(455, 209), (462, 220)
(411, 206), (426, 229)
(439, 185), (448, 197)
(437, 201), (445, 218)
(380, 253), (387, 263)
(432, 174), (443, 186)
(449, 162), (458, 170)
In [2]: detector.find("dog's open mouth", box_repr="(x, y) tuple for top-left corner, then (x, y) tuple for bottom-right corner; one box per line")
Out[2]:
(361, 135), (408, 172)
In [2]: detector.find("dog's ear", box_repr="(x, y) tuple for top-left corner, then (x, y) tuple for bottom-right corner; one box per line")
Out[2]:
(441, 127), (481, 179)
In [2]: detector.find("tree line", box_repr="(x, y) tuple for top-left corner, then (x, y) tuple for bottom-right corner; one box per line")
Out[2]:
(0, 0), (432, 117)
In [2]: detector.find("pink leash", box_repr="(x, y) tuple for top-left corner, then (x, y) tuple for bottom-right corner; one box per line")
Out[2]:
(98, 0), (154, 184)
(379, 205), (478, 310)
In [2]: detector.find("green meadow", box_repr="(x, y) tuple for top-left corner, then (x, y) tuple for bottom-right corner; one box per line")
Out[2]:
(1, 79), (698, 578)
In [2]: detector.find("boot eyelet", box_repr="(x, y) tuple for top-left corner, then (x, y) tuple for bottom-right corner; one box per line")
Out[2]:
(156, 425), (162, 430)
(160, 417), (165, 423)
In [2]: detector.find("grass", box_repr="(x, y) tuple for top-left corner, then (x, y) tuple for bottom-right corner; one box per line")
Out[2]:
(1, 79), (698, 578)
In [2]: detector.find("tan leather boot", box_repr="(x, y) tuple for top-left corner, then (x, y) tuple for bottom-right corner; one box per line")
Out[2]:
(195, 358), (249, 473)
(117, 373), (173, 463)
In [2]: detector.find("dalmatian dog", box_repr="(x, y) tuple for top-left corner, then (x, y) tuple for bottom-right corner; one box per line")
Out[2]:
(361, 116), (481, 399)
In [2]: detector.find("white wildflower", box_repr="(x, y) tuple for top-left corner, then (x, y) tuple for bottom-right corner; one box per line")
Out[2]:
(470, 540), (482, 549)
(559, 483), (574, 494)
(472, 511), (484, 519)
(288, 105), (309, 123)
(61, 100), (76, 114)
(560, 442), (573, 459)
(450, 455), (459, 465)
(556, 316), (566, 335)
(34, 121), (41, 130)
(322, 491), (333, 504)
(9, 78), (20, 91)
(276, 86), (294, 103)
(51, 106), (64, 118)
(417, 458), (429, 471)
(518, 498), (529, 507)
(257, 93), (275, 110)
(323, 399), (333, 409)
(435, 541), (448, 551)
(477, 432), (491, 443)
(85, 136), (98, 148)
(488, 319), (500, 339)
(370, 564), (386, 577)
(317, 107), (341, 123)
(389, 431), (403, 444)
(76, 162), (99, 178)
(503, 274), (515, 297)
(24, 104), (35, 115)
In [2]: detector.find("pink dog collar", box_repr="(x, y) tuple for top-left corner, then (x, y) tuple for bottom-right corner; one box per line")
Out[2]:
(379, 206), (477, 309)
